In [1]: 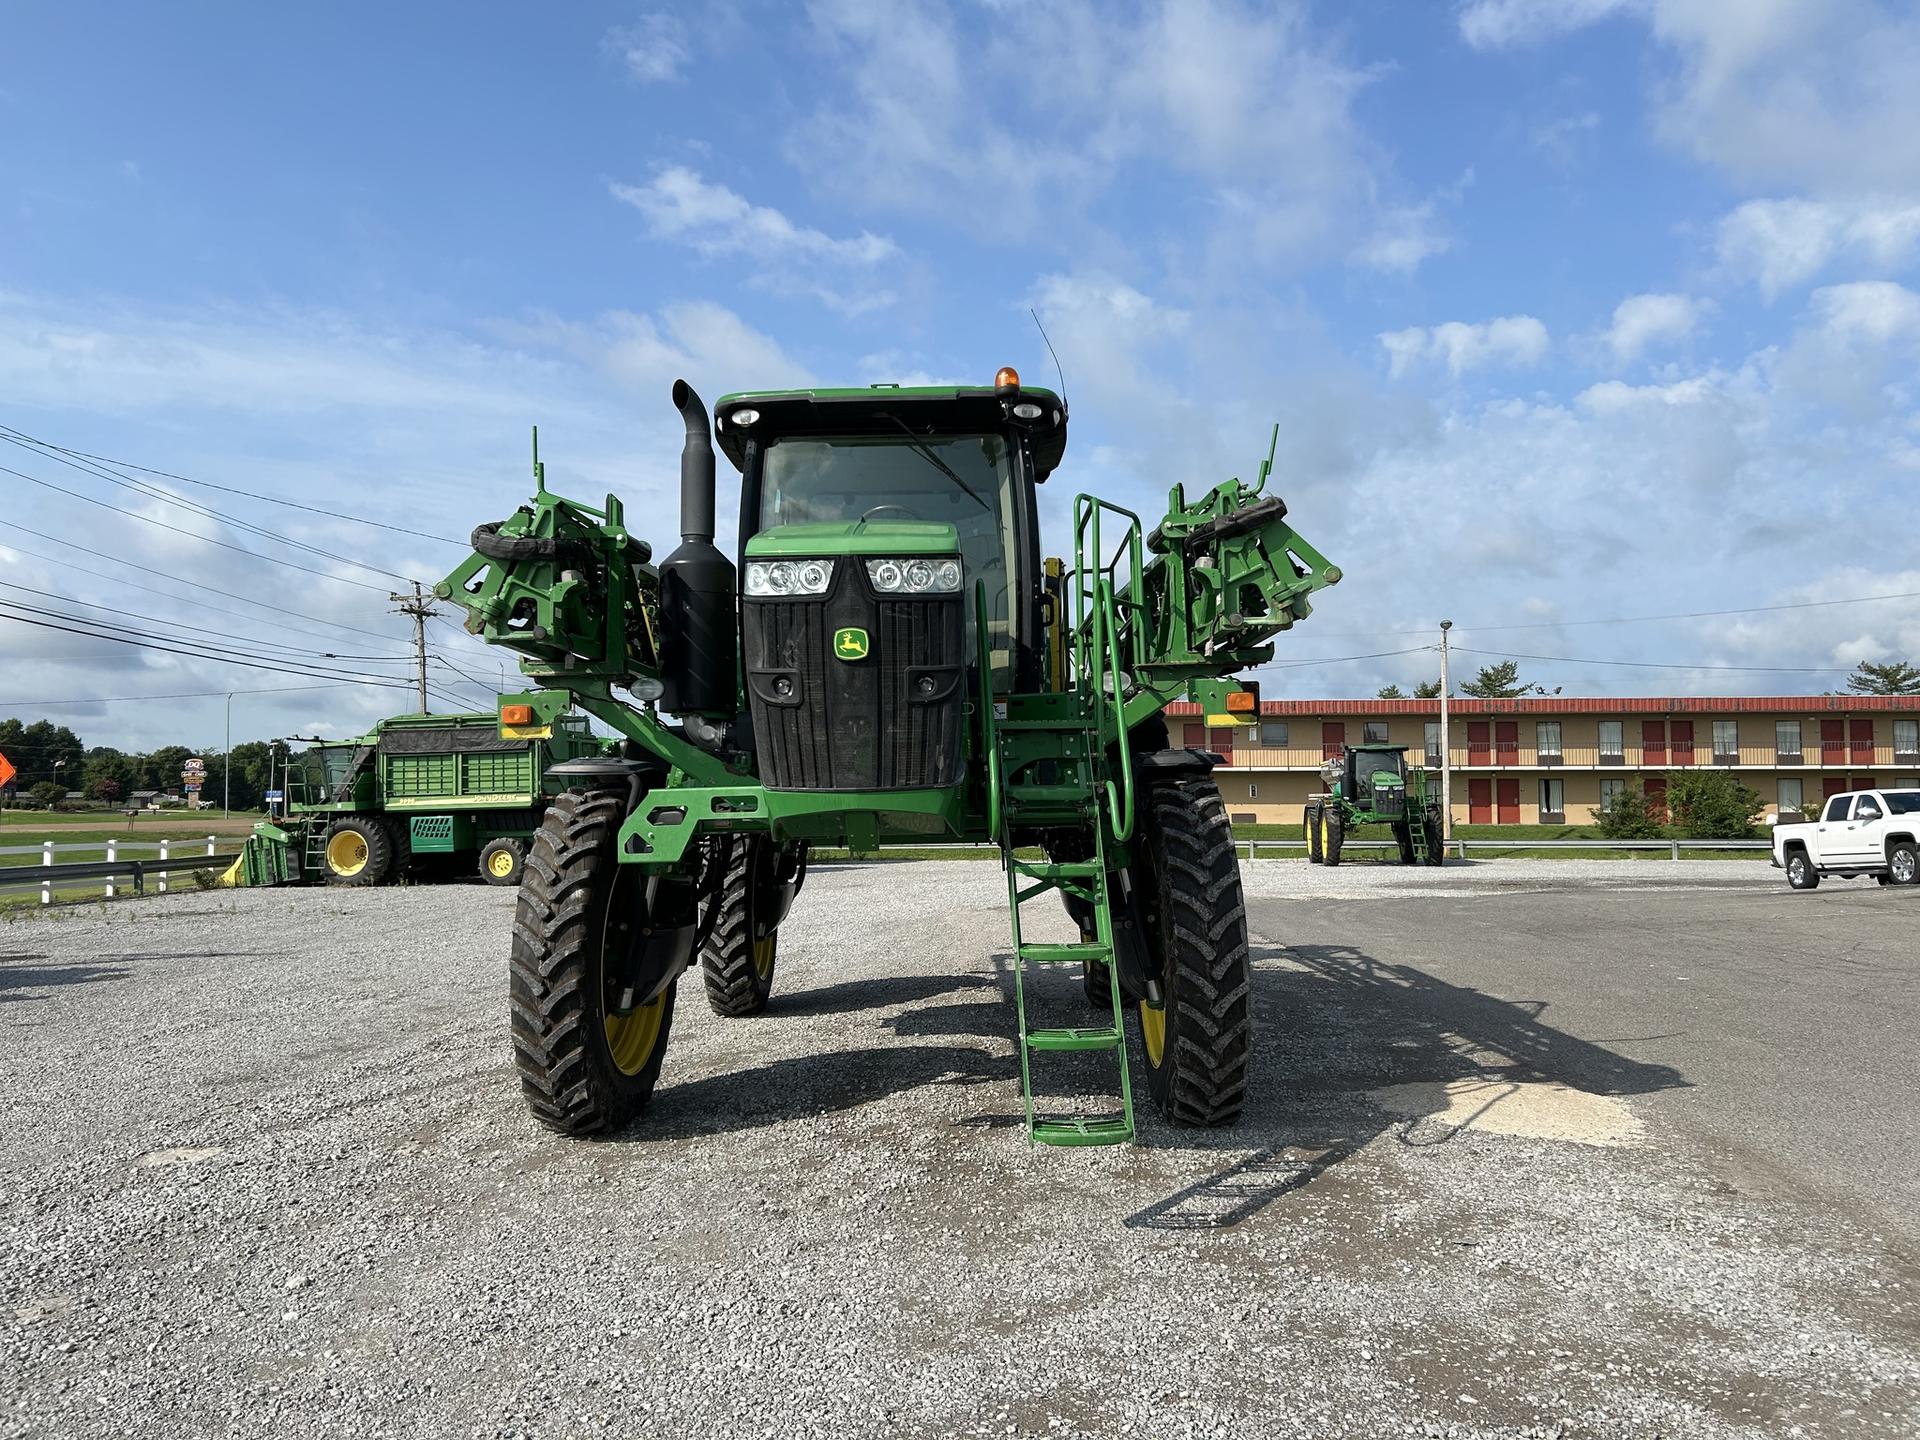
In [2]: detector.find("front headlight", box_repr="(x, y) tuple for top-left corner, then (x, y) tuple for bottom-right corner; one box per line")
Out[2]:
(866, 556), (963, 595)
(745, 559), (835, 597)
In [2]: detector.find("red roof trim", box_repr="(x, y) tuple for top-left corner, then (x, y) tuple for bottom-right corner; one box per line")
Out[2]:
(1166, 695), (1920, 716)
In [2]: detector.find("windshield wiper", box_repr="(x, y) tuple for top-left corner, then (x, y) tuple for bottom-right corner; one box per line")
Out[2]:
(875, 413), (990, 510)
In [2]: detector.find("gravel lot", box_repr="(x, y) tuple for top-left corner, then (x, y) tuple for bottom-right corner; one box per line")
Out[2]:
(3, 858), (1916, 1439)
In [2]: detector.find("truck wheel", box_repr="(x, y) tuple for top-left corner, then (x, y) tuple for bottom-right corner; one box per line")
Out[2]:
(1785, 849), (1820, 890)
(510, 790), (676, 1134)
(1394, 820), (1416, 865)
(1131, 774), (1252, 1127)
(479, 837), (526, 886)
(323, 816), (394, 886)
(1304, 804), (1322, 863)
(1323, 810), (1345, 867)
(1889, 842), (1918, 886)
(1423, 813), (1445, 866)
(700, 836), (778, 1017)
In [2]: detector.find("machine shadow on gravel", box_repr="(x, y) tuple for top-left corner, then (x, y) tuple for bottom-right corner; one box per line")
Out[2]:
(1123, 941), (1692, 1230)
(0, 957), (133, 1001)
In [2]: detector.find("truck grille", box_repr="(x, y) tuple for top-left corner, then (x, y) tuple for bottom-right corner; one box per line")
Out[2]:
(743, 571), (964, 791)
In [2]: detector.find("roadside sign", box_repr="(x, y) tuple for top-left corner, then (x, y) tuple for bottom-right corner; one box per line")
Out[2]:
(0, 751), (15, 789)
(265, 789), (284, 802)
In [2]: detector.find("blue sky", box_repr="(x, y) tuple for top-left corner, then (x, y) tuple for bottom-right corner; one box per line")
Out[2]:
(3, 0), (1919, 751)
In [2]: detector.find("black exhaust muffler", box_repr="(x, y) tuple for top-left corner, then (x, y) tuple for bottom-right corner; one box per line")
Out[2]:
(657, 379), (737, 717)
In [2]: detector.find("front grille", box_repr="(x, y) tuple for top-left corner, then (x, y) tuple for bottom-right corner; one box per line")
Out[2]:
(743, 568), (964, 791)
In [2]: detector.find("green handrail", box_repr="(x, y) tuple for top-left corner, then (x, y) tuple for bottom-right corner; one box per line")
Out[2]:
(1095, 576), (1135, 844)
(975, 578), (1002, 840)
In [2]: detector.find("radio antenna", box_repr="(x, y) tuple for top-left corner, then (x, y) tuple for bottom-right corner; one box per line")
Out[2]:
(1029, 307), (1067, 409)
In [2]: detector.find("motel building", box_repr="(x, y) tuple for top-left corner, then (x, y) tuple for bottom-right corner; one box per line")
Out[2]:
(1164, 696), (1920, 828)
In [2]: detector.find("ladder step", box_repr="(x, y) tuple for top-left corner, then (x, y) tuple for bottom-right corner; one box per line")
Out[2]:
(1025, 1025), (1121, 1052)
(1018, 941), (1111, 965)
(1032, 1114), (1134, 1147)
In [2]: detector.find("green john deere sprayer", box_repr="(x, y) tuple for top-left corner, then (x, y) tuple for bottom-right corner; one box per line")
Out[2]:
(435, 367), (1339, 1146)
(1304, 743), (1444, 867)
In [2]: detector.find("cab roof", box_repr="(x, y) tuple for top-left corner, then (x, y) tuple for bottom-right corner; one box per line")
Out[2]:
(712, 384), (1067, 480)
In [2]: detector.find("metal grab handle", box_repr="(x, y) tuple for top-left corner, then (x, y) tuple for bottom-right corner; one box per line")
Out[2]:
(1095, 577), (1135, 845)
(975, 579), (1002, 841)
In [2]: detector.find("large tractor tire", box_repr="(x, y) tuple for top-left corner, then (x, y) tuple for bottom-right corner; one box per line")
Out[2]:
(1131, 772), (1253, 1127)
(1423, 812), (1446, 866)
(479, 836), (526, 886)
(322, 815), (396, 886)
(1394, 820), (1416, 865)
(1304, 804), (1323, 863)
(699, 836), (780, 1017)
(1322, 808), (1346, 867)
(510, 790), (676, 1134)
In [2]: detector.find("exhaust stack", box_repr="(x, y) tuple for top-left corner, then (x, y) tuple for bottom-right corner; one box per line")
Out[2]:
(657, 379), (737, 721)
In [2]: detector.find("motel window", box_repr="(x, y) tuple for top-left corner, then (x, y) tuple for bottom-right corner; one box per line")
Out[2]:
(1363, 720), (1389, 744)
(1712, 719), (1739, 763)
(1897, 719), (1919, 759)
(1260, 720), (1289, 747)
(1777, 777), (1804, 815)
(1775, 720), (1801, 761)
(1597, 721), (1623, 761)
(1598, 777), (1625, 810)
(1538, 778), (1565, 821)
(1424, 721), (1441, 766)
(1536, 721), (1562, 760)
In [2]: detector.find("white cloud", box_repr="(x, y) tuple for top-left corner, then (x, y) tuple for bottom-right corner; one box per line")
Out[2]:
(1463, 1), (1920, 196)
(1716, 197), (1920, 299)
(1604, 292), (1704, 363)
(604, 14), (691, 83)
(1807, 280), (1920, 345)
(1575, 375), (1716, 414)
(1356, 201), (1452, 273)
(610, 167), (896, 267)
(1379, 315), (1550, 377)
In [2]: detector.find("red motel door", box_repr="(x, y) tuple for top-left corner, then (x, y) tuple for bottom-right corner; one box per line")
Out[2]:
(1821, 719), (1845, 764)
(1467, 722), (1490, 764)
(1321, 721), (1345, 759)
(1468, 778), (1492, 823)
(1209, 728), (1234, 764)
(1183, 723), (1205, 746)
(1644, 775), (1668, 820)
(1821, 776), (1846, 802)
(1642, 721), (1666, 765)
(1671, 720), (1695, 766)
(1496, 778), (1520, 823)
(1850, 774), (1875, 792)
(1495, 721), (1518, 764)
(1850, 719), (1873, 763)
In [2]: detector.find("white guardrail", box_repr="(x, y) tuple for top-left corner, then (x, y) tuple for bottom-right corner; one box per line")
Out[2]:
(816, 838), (1774, 861)
(0, 836), (223, 904)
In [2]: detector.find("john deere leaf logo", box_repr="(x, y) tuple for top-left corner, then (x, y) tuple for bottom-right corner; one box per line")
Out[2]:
(833, 626), (870, 661)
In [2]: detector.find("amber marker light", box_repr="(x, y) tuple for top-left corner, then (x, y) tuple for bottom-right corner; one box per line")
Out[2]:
(994, 365), (1020, 395)
(500, 704), (534, 726)
(1225, 691), (1257, 714)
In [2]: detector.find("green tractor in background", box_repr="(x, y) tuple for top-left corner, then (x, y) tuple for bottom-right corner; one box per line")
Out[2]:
(1304, 743), (1444, 867)
(435, 366), (1340, 1146)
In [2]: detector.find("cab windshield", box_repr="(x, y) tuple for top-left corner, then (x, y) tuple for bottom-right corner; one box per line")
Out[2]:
(1353, 751), (1405, 790)
(757, 431), (1021, 681)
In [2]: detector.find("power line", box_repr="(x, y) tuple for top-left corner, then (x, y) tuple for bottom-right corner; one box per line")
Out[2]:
(0, 581), (418, 662)
(1249, 645), (1436, 674)
(0, 424), (466, 546)
(0, 429), (418, 586)
(0, 461), (393, 594)
(1454, 647), (1856, 675)
(5, 683), (378, 706)
(0, 517), (400, 643)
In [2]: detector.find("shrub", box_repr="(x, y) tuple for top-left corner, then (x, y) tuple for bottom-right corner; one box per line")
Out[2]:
(1596, 785), (1665, 840)
(1665, 769), (1763, 840)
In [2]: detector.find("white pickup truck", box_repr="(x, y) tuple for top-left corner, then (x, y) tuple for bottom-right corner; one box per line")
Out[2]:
(1772, 787), (1920, 889)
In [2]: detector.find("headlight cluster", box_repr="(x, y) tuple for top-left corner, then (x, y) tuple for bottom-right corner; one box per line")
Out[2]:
(744, 559), (835, 597)
(867, 557), (963, 594)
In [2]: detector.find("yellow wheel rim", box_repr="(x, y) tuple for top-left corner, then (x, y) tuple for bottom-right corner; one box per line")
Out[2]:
(605, 995), (665, 1075)
(326, 829), (368, 877)
(1139, 1001), (1166, 1067)
(752, 931), (776, 979)
(486, 847), (517, 879)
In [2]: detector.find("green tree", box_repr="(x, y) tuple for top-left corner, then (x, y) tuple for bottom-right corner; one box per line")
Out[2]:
(27, 780), (63, 809)
(1460, 660), (1536, 698)
(1376, 684), (1405, 699)
(1413, 678), (1442, 699)
(0, 719), (86, 784)
(1845, 659), (1920, 696)
(1595, 783), (1665, 840)
(1665, 769), (1763, 840)
(82, 746), (140, 798)
(139, 745), (196, 795)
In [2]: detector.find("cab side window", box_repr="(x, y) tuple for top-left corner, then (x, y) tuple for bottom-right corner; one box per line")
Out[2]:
(1823, 795), (1853, 822)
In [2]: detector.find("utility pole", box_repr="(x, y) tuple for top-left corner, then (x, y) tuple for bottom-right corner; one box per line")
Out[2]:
(224, 692), (234, 819)
(389, 581), (441, 716)
(1439, 620), (1454, 842)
